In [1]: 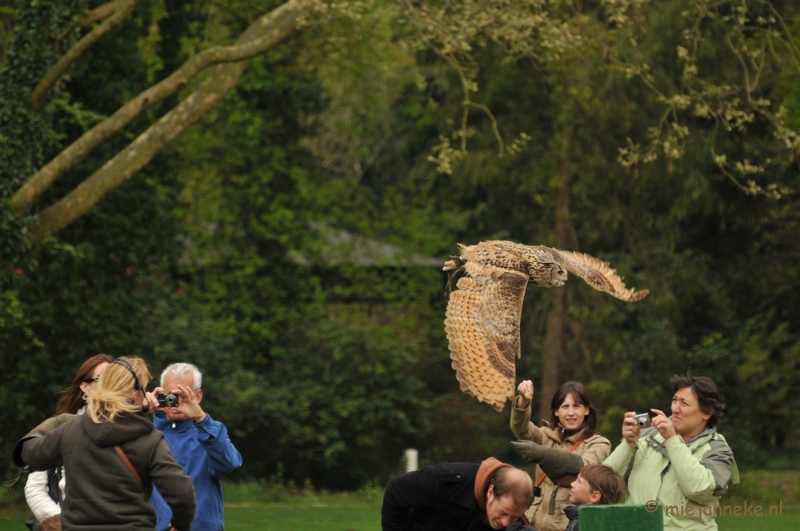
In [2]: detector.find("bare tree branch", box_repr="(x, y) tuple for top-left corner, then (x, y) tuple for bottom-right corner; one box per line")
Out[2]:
(26, 0), (313, 245)
(14, 1), (313, 214)
(465, 101), (503, 156)
(31, 0), (142, 112)
(83, 0), (128, 25)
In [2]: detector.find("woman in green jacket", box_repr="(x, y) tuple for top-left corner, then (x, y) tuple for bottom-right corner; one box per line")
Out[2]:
(604, 374), (739, 531)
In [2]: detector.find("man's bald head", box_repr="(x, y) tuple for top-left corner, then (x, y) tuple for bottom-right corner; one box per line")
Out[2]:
(492, 466), (534, 509)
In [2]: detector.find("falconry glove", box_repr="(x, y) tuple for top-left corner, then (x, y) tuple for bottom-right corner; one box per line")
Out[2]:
(511, 440), (584, 486)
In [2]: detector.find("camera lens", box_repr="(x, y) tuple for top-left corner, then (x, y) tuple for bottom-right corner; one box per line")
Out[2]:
(164, 393), (178, 407)
(157, 392), (179, 408)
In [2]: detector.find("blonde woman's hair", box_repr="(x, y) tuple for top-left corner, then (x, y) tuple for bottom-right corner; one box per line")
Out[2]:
(86, 357), (151, 423)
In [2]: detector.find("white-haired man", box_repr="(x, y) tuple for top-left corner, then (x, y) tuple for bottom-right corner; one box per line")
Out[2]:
(146, 363), (242, 531)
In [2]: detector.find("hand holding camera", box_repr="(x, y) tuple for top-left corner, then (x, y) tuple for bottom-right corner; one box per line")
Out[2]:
(145, 387), (178, 412)
(621, 411), (643, 448)
(649, 408), (677, 440)
(622, 408), (678, 448)
(633, 412), (651, 428)
(146, 383), (205, 422)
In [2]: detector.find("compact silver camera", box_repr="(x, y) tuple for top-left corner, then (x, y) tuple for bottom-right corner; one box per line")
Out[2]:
(634, 412), (651, 428)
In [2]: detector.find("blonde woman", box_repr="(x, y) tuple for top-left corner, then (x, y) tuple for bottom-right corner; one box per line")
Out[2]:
(18, 357), (196, 531)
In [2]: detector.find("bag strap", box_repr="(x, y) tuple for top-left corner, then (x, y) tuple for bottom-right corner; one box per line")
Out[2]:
(623, 447), (638, 484)
(114, 445), (150, 502)
(535, 438), (585, 487)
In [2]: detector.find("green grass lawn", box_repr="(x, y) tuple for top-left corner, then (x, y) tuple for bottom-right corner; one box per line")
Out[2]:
(716, 507), (800, 530)
(0, 499), (382, 531)
(1, 470), (798, 531)
(0, 485), (385, 531)
(226, 501), (380, 530)
(3, 502), (800, 531)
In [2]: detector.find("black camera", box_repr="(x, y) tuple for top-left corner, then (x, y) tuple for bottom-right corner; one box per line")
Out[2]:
(634, 412), (651, 428)
(156, 393), (179, 408)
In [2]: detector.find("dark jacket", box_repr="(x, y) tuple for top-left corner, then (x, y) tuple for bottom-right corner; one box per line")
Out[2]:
(21, 412), (196, 531)
(564, 505), (579, 531)
(381, 460), (530, 531)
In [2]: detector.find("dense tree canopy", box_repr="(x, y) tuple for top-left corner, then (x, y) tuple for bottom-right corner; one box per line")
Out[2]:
(2, 0), (800, 491)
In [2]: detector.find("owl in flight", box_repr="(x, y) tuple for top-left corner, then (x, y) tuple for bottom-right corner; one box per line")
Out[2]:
(443, 241), (648, 411)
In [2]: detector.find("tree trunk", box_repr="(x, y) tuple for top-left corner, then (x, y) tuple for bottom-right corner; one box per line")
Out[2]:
(539, 132), (572, 425)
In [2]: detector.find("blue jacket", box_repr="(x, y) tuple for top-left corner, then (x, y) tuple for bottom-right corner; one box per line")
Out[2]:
(150, 413), (242, 531)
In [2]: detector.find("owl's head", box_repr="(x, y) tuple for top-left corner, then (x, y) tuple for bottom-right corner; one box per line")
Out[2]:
(550, 264), (567, 286)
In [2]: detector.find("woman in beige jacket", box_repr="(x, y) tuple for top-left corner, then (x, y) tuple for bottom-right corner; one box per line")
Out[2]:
(510, 381), (611, 531)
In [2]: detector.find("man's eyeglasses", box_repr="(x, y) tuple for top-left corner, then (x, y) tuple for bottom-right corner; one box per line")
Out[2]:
(84, 376), (100, 383)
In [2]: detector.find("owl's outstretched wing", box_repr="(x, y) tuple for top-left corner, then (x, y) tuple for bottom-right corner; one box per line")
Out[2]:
(444, 268), (529, 412)
(548, 248), (649, 302)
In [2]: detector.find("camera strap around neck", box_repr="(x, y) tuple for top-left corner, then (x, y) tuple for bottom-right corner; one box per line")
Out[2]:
(535, 438), (585, 487)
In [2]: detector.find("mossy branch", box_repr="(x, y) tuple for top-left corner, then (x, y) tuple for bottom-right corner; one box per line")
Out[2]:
(15, 0), (312, 215)
(31, 0), (142, 112)
(83, 0), (128, 25)
(25, 0), (312, 245)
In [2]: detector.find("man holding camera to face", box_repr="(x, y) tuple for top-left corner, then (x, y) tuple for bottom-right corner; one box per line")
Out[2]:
(146, 363), (242, 531)
(604, 374), (739, 531)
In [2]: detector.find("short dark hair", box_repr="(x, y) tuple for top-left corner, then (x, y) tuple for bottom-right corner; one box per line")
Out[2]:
(549, 381), (599, 438)
(491, 467), (534, 509)
(670, 374), (725, 429)
(579, 464), (626, 505)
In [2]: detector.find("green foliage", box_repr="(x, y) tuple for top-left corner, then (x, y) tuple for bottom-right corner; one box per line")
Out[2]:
(2, 0), (800, 496)
(395, 0), (800, 467)
(737, 316), (800, 442)
(216, 316), (430, 489)
(0, 0), (186, 480)
(0, 0), (87, 268)
(166, 31), (442, 488)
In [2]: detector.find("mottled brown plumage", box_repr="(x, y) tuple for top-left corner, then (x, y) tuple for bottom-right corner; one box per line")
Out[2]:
(443, 241), (648, 411)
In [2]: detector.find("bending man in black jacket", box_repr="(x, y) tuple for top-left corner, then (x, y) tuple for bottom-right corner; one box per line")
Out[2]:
(382, 457), (536, 531)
